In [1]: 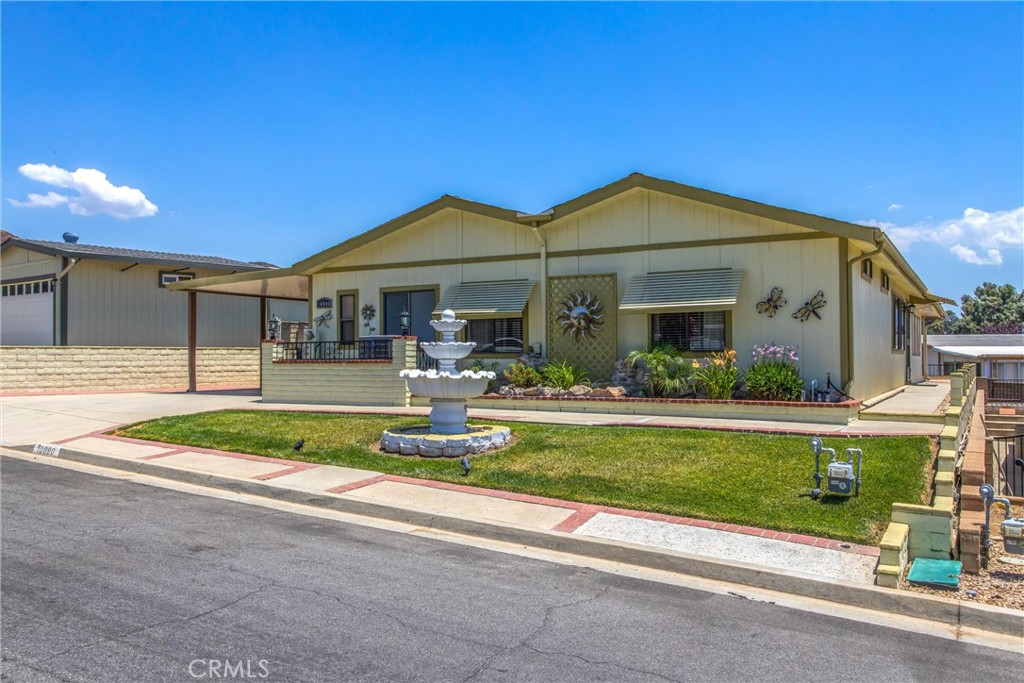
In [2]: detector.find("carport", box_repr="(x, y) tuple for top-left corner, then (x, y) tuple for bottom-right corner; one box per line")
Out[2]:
(169, 268), (309, 391)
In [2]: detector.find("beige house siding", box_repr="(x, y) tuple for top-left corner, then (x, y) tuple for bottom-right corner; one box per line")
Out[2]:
(64, 260), (260, 347)
(309, 188), (844, 388)
(850, 250), (926, 399)
(0, 247), (59, 278)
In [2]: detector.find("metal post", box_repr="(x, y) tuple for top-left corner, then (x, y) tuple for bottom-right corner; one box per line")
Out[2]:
(259, 296), (267, 341)
(187, 291), (197, 393)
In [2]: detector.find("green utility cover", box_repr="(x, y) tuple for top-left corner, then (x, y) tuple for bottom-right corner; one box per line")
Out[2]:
(906, 558), (962, 588)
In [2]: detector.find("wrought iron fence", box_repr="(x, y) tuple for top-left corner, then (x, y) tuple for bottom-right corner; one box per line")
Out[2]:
(990, 380), (1024, 402)
(992, 432), (1024, 497)
(272, 339), (393, 362)
(927, 361), (969, 376)
(417, 347), (440, 372)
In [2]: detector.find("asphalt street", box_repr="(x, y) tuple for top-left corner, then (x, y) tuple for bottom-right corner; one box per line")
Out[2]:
(2, 457), (1020, 683)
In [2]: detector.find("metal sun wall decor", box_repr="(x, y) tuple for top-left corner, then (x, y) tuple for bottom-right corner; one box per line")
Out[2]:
(793, 291), (827, 322)
(755, 287), (787, 317)
(557, 290), (605, 342)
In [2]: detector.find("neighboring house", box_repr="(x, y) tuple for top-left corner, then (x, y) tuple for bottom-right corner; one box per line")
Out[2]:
(177, 173), (951, 401)
(926, 334), (1024, 380)
(0, 231), (306, 347)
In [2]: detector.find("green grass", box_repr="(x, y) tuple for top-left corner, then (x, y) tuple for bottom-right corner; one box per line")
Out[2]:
(117, 410), (934, 545)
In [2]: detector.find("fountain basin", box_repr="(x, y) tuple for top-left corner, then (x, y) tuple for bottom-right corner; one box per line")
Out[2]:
(381, 425), (511, 457)
(418, 342), (476, 361)
(401, 369), (494, 399)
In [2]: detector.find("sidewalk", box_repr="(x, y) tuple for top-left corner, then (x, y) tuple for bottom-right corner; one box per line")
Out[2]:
(50, 429), (882, 584)
(10, 389), (1020, 635)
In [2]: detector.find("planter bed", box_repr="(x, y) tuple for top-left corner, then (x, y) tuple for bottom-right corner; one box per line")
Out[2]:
(410, 394), (862, 425)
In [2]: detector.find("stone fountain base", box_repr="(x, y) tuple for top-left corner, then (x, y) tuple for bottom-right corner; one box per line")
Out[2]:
(380, 424), (511, 457)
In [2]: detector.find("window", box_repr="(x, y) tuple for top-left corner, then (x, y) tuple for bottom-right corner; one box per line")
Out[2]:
(651, 311), (726, 352)
(338, 292), (356, 342)
(861, 259), (873, 280)
(466, 318), (524, 354)
(159, 272), (194, 288)
(892, 295), (908, 351)
(881, 272), (890, 292)
(1, 278), (53, 297)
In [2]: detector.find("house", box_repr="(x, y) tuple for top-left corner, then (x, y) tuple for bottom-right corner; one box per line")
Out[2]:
(176, 173), (951, 403)
(926, 334), (1024, 380)
(0, 231), (306, 347)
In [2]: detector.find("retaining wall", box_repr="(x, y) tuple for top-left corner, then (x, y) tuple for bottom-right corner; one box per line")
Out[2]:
(0, 346), (259, 392)
(259, 339), (416, 406)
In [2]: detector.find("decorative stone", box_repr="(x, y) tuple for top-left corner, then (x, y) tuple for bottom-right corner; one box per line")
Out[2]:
(569, 384), (590, 396)
(380, 425), (511, 458)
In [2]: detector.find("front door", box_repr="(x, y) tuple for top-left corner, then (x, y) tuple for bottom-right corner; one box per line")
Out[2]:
(383, 289), (436, 341)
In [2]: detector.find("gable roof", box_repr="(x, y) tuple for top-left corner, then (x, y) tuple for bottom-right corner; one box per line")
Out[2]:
(1, 234), (273, 272)
(291, 194), (520, 274)
(295, 172), (894, 274)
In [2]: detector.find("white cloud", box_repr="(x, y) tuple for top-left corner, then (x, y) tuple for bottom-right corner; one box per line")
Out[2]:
(887, 203), (903, 211)
(859, 206), (1023, 267)
(7, 163), (158, 219)
(949, 245), (1002, 266)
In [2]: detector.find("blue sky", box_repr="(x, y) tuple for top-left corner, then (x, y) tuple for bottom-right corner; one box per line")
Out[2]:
(3, 2), (1022, 306)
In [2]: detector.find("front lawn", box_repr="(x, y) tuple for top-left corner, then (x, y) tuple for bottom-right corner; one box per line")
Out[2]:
(117, 410), (933, 545)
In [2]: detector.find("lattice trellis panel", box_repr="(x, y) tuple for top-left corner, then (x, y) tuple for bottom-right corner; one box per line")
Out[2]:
(547, 274), (618, 382)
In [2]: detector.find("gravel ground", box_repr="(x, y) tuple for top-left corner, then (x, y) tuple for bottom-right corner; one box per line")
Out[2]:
(901, 543), (1024, 611)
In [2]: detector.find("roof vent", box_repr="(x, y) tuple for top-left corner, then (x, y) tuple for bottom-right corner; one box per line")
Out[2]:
(62, 232), (79, 244)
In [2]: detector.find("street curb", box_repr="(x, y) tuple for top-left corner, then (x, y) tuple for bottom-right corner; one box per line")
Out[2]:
(10, 444), (1022, 638)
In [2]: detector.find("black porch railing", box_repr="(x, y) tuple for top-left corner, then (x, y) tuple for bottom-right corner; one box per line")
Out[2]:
(990, 380), (1024, 403)
(992, 432), (1024, 497)
(417, 347), (440, 372)
(272, 339), (393, 362)
(927, 361), (969, 376)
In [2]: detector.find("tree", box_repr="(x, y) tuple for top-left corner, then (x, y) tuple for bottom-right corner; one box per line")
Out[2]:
(947, 283), (1024, 335)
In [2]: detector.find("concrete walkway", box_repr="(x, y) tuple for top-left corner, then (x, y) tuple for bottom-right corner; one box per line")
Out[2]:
(861, 380), (950, 416)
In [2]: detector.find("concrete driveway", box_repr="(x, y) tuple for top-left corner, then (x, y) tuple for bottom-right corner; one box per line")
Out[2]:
(0, 390), (260, 446)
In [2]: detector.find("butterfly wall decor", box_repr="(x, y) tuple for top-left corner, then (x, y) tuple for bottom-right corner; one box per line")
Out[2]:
(755, 287), (787, 317)
(792, 291), (827, 322)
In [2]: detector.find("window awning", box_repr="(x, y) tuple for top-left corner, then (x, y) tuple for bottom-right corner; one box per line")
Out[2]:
(620, 269), (744, 312)
(433, 280), (536, 316)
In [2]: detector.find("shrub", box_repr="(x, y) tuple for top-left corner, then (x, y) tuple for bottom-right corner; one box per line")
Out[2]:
(744, 344), (803, 401)
(468, 359), (501, 393)
(542, 359), (590, 390)
(504, 362), (542, 389)
(625, 345), (692, 397)
(691, 349), (739, 400)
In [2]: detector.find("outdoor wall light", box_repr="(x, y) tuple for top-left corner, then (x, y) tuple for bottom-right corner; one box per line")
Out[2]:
(399, 308), (411, 335)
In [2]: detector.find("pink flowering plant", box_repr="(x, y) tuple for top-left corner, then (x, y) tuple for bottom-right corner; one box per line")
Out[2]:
(690, 349), (739, 400)
(743, 343), (804, 401)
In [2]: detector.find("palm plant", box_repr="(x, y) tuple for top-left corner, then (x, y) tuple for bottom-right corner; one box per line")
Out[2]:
(625, 345), (692, 398)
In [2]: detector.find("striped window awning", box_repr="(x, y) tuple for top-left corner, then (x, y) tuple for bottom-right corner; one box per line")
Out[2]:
(620, 269), (744, 312)
(433, 280), (537, 316)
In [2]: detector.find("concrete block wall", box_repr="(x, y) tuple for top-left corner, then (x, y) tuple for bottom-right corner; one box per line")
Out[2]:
(876, 523), (909, 588)
(260, 339), (415, 406)
(876, 366), (976, 587)
(0, 346), (259, 392)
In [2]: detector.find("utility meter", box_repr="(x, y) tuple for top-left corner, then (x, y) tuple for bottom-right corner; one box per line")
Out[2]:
(827, 461), (855, 494)
(1001, 518), (1024, 555)
(809, 439), (863, 498)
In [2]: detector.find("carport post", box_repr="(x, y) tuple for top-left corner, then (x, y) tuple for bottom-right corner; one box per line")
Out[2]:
(187, 291), (197, 393)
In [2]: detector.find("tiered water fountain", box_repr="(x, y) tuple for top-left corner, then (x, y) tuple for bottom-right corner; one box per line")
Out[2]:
(380, 309), (511, 457)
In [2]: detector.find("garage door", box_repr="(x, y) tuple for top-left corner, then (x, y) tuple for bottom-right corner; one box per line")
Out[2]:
(1, 279), (54, 345)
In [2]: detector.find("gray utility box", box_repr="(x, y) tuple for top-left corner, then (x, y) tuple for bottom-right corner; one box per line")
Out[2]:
(827, 461), (855, 494)
(1001, 518), (1024, 554)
